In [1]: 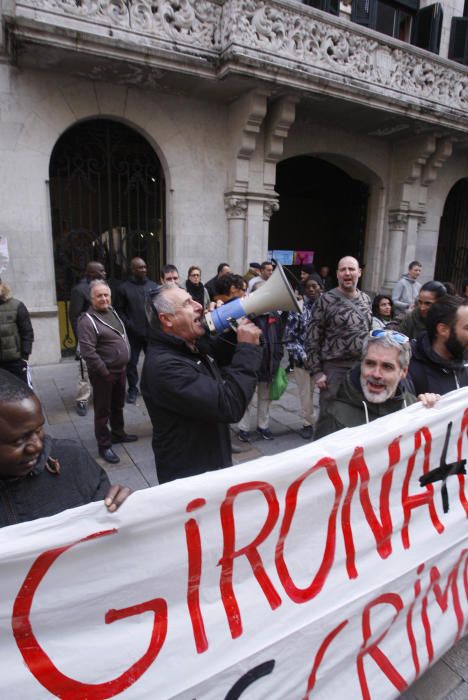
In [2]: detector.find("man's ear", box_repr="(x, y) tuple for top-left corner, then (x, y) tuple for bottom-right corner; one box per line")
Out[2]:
(401, 366), (409, 379)
(158, 312), (173, 330)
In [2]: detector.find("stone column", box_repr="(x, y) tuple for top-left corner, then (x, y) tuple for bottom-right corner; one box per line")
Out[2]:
(224, 194), (247, 273)
(263, 199), (279, 252)
(384, 210), (408, 289)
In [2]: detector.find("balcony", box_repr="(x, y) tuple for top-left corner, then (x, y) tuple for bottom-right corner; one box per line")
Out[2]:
(4, 0), (468, 131)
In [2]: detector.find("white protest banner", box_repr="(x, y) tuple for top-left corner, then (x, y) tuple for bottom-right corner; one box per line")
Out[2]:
(0, 388), (467, 699)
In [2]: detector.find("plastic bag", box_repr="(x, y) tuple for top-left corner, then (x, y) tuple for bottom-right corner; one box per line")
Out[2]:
(269, 366), (288, 400)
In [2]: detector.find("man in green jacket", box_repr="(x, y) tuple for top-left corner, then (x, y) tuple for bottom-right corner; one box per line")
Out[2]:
(315, 330), (437, 439)
(0, 280), (34, 384)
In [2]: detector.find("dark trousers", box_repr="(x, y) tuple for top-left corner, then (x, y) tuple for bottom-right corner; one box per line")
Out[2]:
(0, 359), (28, 384)
(127, 335), (148, 391)
(90, 370), (126, 448)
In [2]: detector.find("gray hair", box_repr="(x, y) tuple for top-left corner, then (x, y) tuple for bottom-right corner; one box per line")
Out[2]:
(89, 279), (111, 295)
(361, 333), (411, 370)
(152, 284), (178, 316)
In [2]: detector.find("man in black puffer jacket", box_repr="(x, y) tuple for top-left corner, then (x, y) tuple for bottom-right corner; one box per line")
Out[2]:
(407, 296), (468, 396)
(0, 370), (130, 527)
(141, 284), (262, 484)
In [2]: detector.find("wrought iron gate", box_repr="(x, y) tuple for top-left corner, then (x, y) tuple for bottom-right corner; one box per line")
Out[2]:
(49, 119), (165, 352)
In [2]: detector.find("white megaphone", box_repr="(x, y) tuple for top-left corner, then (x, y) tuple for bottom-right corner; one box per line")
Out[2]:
(203, 263), (300, 333)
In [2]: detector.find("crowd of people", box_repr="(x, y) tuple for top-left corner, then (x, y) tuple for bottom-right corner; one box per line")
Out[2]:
(0, 255), (467, 526)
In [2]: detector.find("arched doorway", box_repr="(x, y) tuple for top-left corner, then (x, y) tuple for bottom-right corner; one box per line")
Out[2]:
(435, 179), (468, 293)
(269, 155), (369, 277)
(49, 119), (165, 354)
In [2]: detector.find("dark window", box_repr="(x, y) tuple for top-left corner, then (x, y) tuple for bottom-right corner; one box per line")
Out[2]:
(412, 3), (443, 53)
(302, 0), (339, 15)
(352, 0), (416, 41)
(352, 1), (442, 54)
(449, 17), (468, 64)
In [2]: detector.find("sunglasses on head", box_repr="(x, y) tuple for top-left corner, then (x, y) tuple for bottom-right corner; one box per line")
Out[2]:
(369, 329), (409, 344)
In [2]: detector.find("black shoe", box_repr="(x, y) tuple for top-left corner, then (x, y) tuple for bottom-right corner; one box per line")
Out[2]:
(76, 401), (88, 416)
(126, 389), (138, 404)
(257, 427), (274, 440)
(111, 433), (138, 444)
(299, 425), (314, 440)
(99, 447), (120, 464)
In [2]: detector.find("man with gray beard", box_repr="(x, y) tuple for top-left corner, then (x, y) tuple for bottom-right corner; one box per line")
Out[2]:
(314, 330), (437, 439)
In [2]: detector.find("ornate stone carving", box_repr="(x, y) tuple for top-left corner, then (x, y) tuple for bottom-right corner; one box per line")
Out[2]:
(263, 198), (279, 221)
(224, 194), (248, 219)
(388, 211), (408, 230)
(19, 0), (222, 49)
(15, 0), (468, 118)
(219, 0), (468, 114)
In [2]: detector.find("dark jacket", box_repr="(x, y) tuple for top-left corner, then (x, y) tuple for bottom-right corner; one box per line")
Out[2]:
(407, 333), (468, 396)
(69, 277), (91, 338)
(255, 312), (285, 382)
(0, 283), (34, 361)
(399, 308), (426, 340)
(315, 365), (418, 439)
(78, 308), (130, 377)
(114, 276), (158, 340)
(0, 436), (110, 527)
(141, 330), (262, 483)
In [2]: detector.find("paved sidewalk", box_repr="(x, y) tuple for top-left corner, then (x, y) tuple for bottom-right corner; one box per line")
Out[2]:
(30, 360), (467, 700)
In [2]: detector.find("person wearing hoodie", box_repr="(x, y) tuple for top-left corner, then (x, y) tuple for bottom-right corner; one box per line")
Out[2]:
(0, 369), (131, 527)
(392, 261), (422, 317)
(399, 280), (447, 340)
(114, 257), (158, 404)
(315, 330), (437, 439)
(78, 280), (137, 464)
(0, 280), (34, 384)
(407, 295), (468, 396)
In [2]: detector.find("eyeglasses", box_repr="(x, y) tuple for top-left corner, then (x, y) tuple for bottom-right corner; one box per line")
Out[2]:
(369, 329), (409, 344)
(189, 272), (201, 277)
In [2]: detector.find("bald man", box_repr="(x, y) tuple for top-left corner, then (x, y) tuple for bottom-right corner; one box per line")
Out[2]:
(305, 256), (372, 415)
(114, 257), (158, 403)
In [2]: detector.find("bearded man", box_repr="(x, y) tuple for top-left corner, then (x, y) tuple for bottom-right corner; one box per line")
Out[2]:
(407, 296), (468, 395)
(315, 330), (437, 439)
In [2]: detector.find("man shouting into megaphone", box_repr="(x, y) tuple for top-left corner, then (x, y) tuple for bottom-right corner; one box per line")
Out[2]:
(141, 284), (262, 484)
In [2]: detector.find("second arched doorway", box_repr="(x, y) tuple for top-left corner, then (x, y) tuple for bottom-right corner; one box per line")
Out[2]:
(435, 178), (468, 294)
(49, 118), (165, 353)
(269, 155), (369, 276)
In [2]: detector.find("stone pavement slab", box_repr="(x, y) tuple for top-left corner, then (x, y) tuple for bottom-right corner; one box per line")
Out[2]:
(29, 360), (467, 699)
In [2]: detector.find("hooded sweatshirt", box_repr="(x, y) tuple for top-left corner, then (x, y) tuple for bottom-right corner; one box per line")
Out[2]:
(407, 332), (468, 395)
(315, 365), (417, 439)
(392, 273), (421, 314)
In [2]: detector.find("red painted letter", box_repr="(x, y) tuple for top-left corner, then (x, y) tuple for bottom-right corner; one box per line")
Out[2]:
(357, 593), (408, 700)
(12, 529), (168, 699)
(218, 481), (281, 639)
(276, 457), (343, 603)
(341, 439), (401, 579)
(401, 427), (444, 549)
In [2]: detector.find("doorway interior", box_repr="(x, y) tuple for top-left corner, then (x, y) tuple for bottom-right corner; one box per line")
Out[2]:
(269, 155), (369, 282)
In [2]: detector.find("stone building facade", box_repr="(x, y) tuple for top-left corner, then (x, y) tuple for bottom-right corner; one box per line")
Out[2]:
(0, 0), (467, 363)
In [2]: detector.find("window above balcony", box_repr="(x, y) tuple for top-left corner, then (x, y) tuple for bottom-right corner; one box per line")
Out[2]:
(351, 0), (443, 54)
